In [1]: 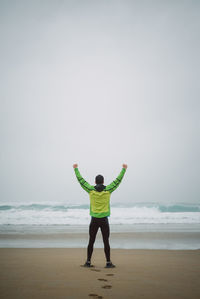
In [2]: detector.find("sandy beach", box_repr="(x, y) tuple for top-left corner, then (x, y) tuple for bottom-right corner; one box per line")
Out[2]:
(0, 248), (200, 299)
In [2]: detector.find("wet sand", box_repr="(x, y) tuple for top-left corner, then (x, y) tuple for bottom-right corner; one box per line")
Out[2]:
(1, 229), (200, 249)
(0, 248), (200, 299)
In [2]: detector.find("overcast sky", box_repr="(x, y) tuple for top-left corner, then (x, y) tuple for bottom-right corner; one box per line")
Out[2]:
(0, 0), (199, 205)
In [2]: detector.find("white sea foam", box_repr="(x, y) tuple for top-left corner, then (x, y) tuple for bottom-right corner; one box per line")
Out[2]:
(0, 204), (200, 225)
(111, 207), (200, 224)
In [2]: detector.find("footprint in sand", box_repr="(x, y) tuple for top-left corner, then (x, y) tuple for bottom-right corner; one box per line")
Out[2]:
(88, 294), (103, 298)
(102, 285), (112, 289)
(106, 273), (114, 276)
(98, 278), (107, 282)
(90, 268), (101, 272)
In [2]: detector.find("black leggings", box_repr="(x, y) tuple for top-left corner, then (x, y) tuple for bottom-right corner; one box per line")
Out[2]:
(87, 217), (110, 262)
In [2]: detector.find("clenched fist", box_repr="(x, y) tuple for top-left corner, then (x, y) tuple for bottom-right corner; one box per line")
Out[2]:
(122, 164), (128, 169)
(73, 164), (78, 168)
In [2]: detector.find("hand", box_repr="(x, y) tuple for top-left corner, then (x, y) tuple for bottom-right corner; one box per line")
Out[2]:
(122, 164), (128, 169)
(73, 164), (78, 168)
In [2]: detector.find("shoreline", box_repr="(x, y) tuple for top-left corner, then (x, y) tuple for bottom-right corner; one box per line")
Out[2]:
(1, 230), (200, 249)
(1, 248), (200, 299)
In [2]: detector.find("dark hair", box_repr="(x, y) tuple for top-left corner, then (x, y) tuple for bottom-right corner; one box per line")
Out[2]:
(95, 174), (104, 184)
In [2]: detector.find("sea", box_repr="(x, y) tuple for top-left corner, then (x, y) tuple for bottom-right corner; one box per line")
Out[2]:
(1, 202), (200, 225)
(0, 202), (200, 249)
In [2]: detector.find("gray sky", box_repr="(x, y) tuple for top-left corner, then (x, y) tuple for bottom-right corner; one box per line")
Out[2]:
(0, 0), (200, 205)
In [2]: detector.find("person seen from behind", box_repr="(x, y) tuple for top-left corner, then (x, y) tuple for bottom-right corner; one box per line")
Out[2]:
(73, 163), (128, 268)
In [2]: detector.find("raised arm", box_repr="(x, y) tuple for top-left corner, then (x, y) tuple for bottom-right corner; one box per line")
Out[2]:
(73, 164), (94, 193)
(105, 164), (127, 194)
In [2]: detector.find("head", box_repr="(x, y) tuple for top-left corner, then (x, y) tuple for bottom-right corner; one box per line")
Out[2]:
(95, 174), (104, 185)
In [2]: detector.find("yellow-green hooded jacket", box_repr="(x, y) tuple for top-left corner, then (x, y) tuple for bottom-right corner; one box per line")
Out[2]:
(74, 167), (126, 218)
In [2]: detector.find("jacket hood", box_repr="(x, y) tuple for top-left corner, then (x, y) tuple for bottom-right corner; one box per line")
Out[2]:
(94, 184), (106, 192)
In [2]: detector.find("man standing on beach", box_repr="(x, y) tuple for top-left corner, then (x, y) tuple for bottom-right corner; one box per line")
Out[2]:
(73, 163), (127, 268)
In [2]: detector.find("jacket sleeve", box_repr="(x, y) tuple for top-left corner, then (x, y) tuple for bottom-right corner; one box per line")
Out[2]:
(74, 168), (94, 193)
(105, 168), (126, 194)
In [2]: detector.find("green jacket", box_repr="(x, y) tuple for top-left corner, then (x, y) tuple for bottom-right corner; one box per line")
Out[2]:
(74, 167), (126, 218)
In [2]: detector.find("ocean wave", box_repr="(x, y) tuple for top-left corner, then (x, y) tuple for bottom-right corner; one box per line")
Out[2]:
(0, 204), (89, 211)
(0, 203), (200, 225)
(0, 203), (199, 212)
